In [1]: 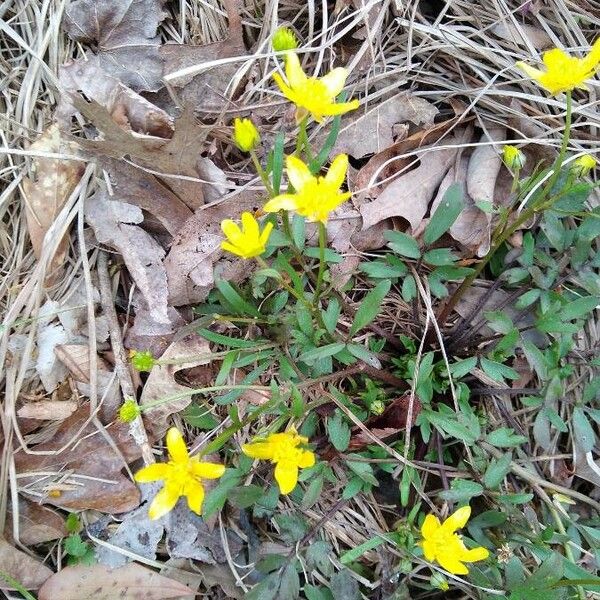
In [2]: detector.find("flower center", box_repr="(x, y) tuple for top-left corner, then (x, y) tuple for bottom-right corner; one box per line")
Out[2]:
(271, 440), (303, 463)
(299, 79), (333, 109)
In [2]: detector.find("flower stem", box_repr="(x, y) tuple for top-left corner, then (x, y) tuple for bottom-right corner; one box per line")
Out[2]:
(250, 150), (274, 195)
(315, 221), (327, 305)
(255, 256), (311, 309)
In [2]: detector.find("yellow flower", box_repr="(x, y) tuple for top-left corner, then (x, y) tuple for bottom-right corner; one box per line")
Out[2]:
(134, 427), (225, 520)
(273, 52), (359, 122)
(233, 117), (260, 152)
(273, 27), (298, 52)
(263, 154), (351, 223)
(502, 145), (526, 170)
(420, 506), (489, 575)
(242, 427), (315, 494)
(221, 212), (273, 259)
(572, 153), (597, 177)
(516, 39), (600, 95)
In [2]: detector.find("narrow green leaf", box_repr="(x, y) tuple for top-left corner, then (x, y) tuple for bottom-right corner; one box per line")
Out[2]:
(573, 407), (595, 453)
(561, 296), (598, 320)
(385, 231), (421, 258)
(215, 280), (260, 317)
(423, 183), (463, 245)
(198, 328), (261, 348)
(349, 280), (391, 335)
(272, 131), (285, 194)
(299, 343), (346, 364)
(328, 411), (351, 451)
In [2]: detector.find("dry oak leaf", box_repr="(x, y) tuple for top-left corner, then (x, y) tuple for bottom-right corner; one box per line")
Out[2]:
(0, 538), (53, 590)
(38, 563), (194, 600)
(17, 400), (78, 421)
(322, 94), (438, 159)
(70, 96), (206, 209)
(86, 192), (170, 327)
(14, 402), (142, 514)
(140, 333), (214, 440)
(5, 497), (67, 546)
(360, 134), (463, 232)
(22, 124), (84, 284)
(63, 0), (167, 92)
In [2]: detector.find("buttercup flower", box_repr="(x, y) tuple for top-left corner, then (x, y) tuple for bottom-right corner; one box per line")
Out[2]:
(273, 26), (298, 52)
(134, 427), (225, 520)
(572, 153), (597, 178)
(516, 40), (600, 95)
(264, 154), (351, 222)
(242, 427), (315, 494)
(273, 52), (359, 122)
(502, 145), (526, 170)
(420, 506), (489, 575)
(221, 212), (273, 259)
(233, 117), (260, 152)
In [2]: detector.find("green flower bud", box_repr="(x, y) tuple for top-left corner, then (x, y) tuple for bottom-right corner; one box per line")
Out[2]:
(129, 349), (156, 372)
(272, 27), (298, 52)
(502, 145), (526, 170)
(119, 398), (141, 423)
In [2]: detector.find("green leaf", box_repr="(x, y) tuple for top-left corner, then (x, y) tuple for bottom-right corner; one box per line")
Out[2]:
(328, 411), (351, 452)
(484, 310), (514, 334)
(301, 475), (324, 510)
(480, 357), (520, 381)
(274, 514), (308, 544)
(516, 289), (541, 309)
(272, 131), (285, 194)
(560, 296), (599, 320)
(65, 513), (81, 534)
(228, 484), (265, 509)
(346, 343), (380, 367)
(198, 328), (261, 349)
(323, 299), (341, 335)
(361, 260), (407, 279)
(329, 570), (360, 600)
(449, 357), (477, 379)
(340, 537), (385, 565)
(423, 183), (463, 245)
(304, 585), (334, 600)
(497, 492), (534, 504)
(402, 275), (416, 301)
(181, 404), (218, 429)
(215, 349), (238, 386)
(342, 476), (363, 500)
(385, 231), (421, 258)
(304, 247), (344, 263)
(573, 407), (595, 453)
(345, 457), (379, 486)
(486, 427), (527, 447)
(214, 362), (268, 404)
(299, 343), (346, 364)
(349, 280), (391, 335)
(291, 214), (305, 250)
(423, 248), (457, 266)
(483, 453), (513, 489)
(216, 280), (260, 317)
(64, 534), (90, 558)
(439, 479), (484, 502)
(306, 541), (333, 576)
(203, 471), (242, 517)
(310, 110), (343, 172)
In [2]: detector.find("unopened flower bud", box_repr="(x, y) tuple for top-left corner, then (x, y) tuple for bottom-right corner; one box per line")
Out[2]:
(502, 145), (526, 170)
(129, 349), (156, 372)
(233, 117), (260, 153)
(369, 399), (385, 415)
(119, 398), (141, 423)
(572, 154), (597, 178)
(272, 27), (298, 52)
(430, 572), (449, 592)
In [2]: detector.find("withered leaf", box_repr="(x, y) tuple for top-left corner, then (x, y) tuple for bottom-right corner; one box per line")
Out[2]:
(86, 191), (170, 327)
(17, 400), (78, 421)
(15, 402), (142, 513)
(63, 0), (167, 92)
(6, 498), (67, 546)
(21, 125), (84, 284)
(38, 563), (194, 600)
(0, 538), (53, 590)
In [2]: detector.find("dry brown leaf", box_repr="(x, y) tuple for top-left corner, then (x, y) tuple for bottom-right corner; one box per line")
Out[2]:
(323, 94), (437, 159)
(140, 334), (214, 439)
(17, 400), (78, 421)
(360, 135), (462, 231)
(0, 538), (53, 590)
(86, 192), (170, 327)
(164, 192), (259, 306)
(63, 0), (167, 92)
(15, 402), (142, 513)
(71, 97), (206, 209)
(58, 61), (173, 137)
(38, 563), (194, 600)
(492, 21), (552, 50)
(5, 498), (67, 546)
(22, 125), (84, 284)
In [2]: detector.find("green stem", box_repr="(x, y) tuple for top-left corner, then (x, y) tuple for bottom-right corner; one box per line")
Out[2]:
(256, 256), (311, 309)
(315, 221), (327, 304)
(295, 115), (309, 157)
(250, 150), (273, 195)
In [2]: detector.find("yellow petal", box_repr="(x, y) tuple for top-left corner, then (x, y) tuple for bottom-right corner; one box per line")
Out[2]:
(320, 67), (348, 98)
(460, 546), (490, 562)
(134, 462), (171, 483)
(241, 211), (259, 238)
(442, 505), (471, 533)
(259, 221), (274, 246)
(421, 539), (437, 562)
(543, 47), (569, 69)
(274, 461), (298, 494)
(516, 61), (544, 83)
(148, 481), (180, 520)
(286, 155), (314, 191)
(184, 479), (205, 515)
(242, 441), (275, 460)
(421, 514), (441, 538)
(191, 461), (226, 479)
(320, 99), (360, 116)
(221, 219), (242, 242)
(298, 449), (315, 469)
(166, 427), (189, 463)
(436, 552), (469, 575)
(273, 72), (296, 102)
(324, 154), (348, 189)
(264, 194), (300, 213)
(285, 52), (307, 89)
(221, 241), (244, 257)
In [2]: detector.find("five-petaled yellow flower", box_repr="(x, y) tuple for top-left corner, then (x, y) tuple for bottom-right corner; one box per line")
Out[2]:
(233, 117), (260, 152)
(134, 427), (225, 520)
(420, 506), (489, 575)
(264, 154), (351, 223)
(516, 39), (600, 95)
(221, 212), (273, 259)
(273, 52), (359, 122)
(242, 427), (315, 494)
